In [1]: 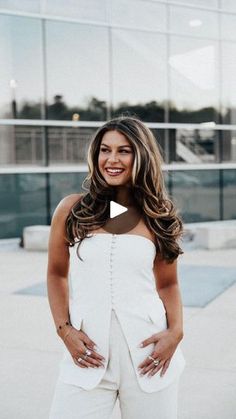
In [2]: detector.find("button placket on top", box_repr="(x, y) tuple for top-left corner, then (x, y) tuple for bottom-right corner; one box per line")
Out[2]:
(110, 234), (116, 308)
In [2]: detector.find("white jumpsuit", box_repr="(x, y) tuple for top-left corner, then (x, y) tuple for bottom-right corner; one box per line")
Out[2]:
(49, 233), (186, 418)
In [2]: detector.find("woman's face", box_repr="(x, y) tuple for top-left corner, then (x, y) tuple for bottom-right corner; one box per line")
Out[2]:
(98, 130), (134, 187)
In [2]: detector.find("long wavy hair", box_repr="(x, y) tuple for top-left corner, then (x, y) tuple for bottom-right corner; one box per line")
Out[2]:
(66, 115), (184, 263)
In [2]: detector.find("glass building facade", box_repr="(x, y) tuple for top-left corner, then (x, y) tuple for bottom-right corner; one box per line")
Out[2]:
(0, 0), (236, 238)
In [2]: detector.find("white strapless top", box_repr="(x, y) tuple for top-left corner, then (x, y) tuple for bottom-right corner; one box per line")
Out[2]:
(69, 233), (157, 314)
(58, 233), (186, 393)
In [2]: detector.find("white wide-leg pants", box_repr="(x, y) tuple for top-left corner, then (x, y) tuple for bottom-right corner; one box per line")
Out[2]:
(49, 310), (180, 419)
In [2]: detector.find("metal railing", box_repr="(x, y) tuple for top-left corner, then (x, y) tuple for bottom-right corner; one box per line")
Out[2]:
(1, 119), (236, 168)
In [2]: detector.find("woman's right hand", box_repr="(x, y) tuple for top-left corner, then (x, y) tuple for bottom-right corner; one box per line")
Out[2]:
(60, 326), (106, 369)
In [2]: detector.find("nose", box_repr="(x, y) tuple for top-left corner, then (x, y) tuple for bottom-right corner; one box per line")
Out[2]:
(107, 154), (120, 163)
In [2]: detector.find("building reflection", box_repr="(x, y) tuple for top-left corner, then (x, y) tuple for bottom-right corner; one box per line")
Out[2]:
(0, 0), (236, 236)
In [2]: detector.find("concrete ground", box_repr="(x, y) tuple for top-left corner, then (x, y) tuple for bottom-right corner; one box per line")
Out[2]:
(0, 239), (236, 419)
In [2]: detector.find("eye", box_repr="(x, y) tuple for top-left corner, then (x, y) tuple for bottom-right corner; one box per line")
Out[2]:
(100, 148), (130, 153)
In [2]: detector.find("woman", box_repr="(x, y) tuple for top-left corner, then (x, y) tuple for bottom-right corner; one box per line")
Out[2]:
(47, 116), (186, 419)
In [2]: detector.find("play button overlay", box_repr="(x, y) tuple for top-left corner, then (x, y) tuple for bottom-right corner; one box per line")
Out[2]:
(101, 200), (142, 234)
(110, 201), (128, 218)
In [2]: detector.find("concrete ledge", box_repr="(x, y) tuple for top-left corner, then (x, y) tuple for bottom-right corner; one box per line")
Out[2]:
(22, 220), (236, 251)
(23, 225), (50, 251)
(184, 220), (236, 250)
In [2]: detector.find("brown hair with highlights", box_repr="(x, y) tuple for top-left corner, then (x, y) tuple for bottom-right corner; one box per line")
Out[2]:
(66, 115), (184, 263)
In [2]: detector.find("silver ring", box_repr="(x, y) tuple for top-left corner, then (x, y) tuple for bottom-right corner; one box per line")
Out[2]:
(153, 359), (160, 366)
(77, 357), (83, 362)
(85, 349), (92, 356)
(148, 355), (155, 362)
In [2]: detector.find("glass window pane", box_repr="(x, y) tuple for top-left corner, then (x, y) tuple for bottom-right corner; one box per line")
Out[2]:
(49, 172), (85, 216)
(0, 125), (44, 166)
(0, 174), (47, 239)
(168, 0), (218, 8)
(0, 0), (41, 13)
(169, 5), (218, 39)
(170, 128), (219, 163)
(44, 0), (108, 23)
(48, 126), (96, 165)
(223, 170), (236, 219)
(221, 131), (236, 163)
(221, 0), (236, 12)
(0, 15), (43, 119)
(169, 36), (219, 123)
(46, 21), (109, 120)
(221, 42), (236, 125)
(221, 14), (236, 41)
(111, 0), (167, 31)
(111, 29), (167, 121)
(171, 170), (220, 222)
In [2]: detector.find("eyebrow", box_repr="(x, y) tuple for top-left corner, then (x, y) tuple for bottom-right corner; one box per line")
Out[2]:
(100, 143), (132, 148)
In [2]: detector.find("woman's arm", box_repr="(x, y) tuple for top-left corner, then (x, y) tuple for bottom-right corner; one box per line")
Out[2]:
(47, 194), (81, 340)
(137, 255), (184, 377)
(47, 194), (106, 369)
(153, 255), (184, 341)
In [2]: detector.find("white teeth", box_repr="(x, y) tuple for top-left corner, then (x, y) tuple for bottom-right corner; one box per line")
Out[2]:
(106, 169), (123, 173)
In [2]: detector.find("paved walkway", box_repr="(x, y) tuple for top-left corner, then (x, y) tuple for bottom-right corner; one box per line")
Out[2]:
(0, 239), (236, 418)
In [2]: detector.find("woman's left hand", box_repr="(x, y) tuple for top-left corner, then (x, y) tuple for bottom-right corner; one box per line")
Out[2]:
(137, 329), (182, 377)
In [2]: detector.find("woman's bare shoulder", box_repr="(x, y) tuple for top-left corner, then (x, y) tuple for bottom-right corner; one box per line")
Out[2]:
(52, 193), (84, 221)
(58, 193), (84, 209)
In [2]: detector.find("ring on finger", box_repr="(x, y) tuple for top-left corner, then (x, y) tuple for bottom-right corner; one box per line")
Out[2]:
(85, 349), (92, 356)
(153, 359), (160, 366)
(149, 362), (161, 376)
